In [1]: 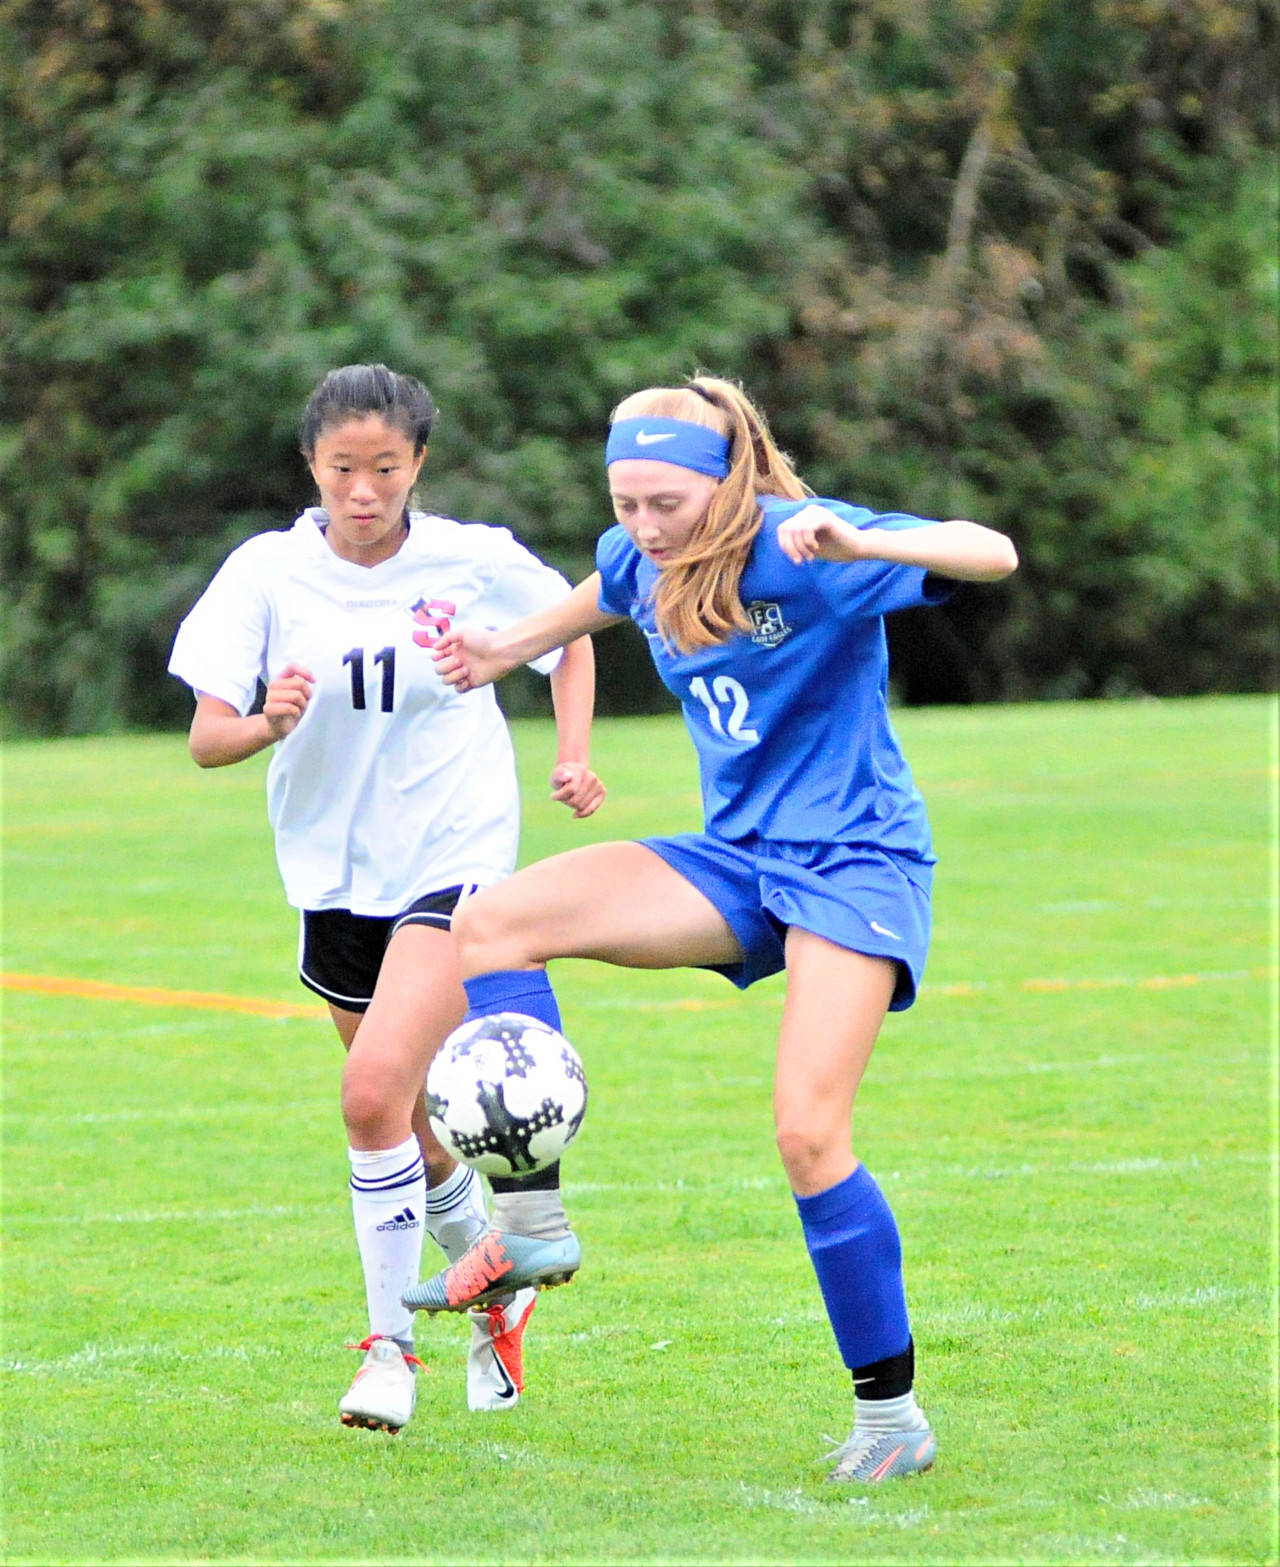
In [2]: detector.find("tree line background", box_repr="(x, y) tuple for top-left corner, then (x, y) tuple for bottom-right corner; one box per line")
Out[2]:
(2, 0), (1276, 733)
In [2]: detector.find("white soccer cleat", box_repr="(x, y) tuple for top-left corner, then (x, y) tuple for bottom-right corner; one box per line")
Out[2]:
(466, 1288), (536, 1411)
(339, 1336), (421, 1433)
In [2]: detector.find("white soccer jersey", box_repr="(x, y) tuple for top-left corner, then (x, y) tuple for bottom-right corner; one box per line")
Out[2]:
(169, 508), (569, 914)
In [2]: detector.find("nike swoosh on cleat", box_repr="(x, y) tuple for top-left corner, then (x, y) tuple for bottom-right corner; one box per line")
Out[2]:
(870, 1443), (906, 1481)
(634, 430), (677, 444)
(488, 1349), (517, 1399)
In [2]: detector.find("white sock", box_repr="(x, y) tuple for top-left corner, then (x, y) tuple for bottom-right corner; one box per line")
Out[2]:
(853, 1389), (929, 1433)
(424, 1163), (488, 1263)
(349, 1136), (425, 1345)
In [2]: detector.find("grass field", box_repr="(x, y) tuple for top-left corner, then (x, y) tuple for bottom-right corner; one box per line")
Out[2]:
(2, 694), (1276, 1566)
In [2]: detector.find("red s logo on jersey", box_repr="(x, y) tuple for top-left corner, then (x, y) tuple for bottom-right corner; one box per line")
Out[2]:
(411, 597), (456, 648)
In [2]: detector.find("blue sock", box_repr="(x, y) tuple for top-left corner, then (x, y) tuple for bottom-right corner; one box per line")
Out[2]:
(794, 1164), (911, 1371)
(464, 970), (565, 1197)
(462, 969), (562, 1032)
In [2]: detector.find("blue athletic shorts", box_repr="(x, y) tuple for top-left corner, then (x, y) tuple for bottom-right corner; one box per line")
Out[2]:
(640, 834), (933, 1011)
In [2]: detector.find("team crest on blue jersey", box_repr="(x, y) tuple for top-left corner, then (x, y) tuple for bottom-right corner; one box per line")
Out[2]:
(746, 600), (792, 648)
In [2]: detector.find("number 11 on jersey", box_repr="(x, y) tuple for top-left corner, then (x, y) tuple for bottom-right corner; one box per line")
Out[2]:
(343, 646), (396, 712)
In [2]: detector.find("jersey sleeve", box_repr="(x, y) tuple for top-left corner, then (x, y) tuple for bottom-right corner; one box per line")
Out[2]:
(167, 542), (272, 713)
(805, 502), (953, 620)
(595, 525), (643, 617)
(475, 527), (573, 676)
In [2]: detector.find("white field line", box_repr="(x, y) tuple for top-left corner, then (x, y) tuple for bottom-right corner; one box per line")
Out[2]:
(3, 1039), (1271, 1130)
(1, 1201), (332, 1227)
(1038, 1531), (1181, 1565)
(2, 1099), (335, 1127)
(737, 1482), (937, 1526)
(737, 1484), (939, 1525)
(4, 1151), (1273, 1229)
(766, 1281), (1271, 1335)
(886, 1150), (1277, 1180)
(569, 1151), (1278, 1192)
(735, 1483), (826, 1517)
(738, 1479), (1216, 1529)
(1116, 1488), (1213, 1510)
(2, 1341), (288, 1375)
(6, 1282), (1270, 1380)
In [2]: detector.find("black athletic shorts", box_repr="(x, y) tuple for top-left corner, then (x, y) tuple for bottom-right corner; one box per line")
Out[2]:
(298, 884), (479, 1012)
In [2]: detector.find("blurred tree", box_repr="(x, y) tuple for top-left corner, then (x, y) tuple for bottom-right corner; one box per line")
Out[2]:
(712, 0), (1278, 700)
(993, 157), (1278, 698)
(1, 0), (1275, 731)
(2, 0), (818, 731)
(2, 0), (371, 730)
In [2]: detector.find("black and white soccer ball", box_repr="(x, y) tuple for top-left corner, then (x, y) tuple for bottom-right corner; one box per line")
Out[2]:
(426, 1012), (588, 1178)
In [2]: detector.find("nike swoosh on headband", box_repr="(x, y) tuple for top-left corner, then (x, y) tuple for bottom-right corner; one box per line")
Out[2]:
(605, 417), (732, 477)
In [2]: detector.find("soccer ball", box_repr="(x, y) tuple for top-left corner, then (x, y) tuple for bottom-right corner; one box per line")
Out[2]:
(426, 1012), (587, 1178)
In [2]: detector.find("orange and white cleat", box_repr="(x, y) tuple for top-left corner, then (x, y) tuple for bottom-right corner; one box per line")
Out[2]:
(466, 1288), (537, 1411)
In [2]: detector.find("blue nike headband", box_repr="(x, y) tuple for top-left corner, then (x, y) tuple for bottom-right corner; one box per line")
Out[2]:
(605, 416), (731, 479)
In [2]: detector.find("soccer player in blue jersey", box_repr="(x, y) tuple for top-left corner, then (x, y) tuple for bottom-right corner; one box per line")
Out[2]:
(403, 375), (1018, 1481)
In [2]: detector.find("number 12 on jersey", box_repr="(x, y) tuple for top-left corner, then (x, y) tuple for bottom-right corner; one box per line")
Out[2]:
(687, 675), (759, 743)
(343, 646), (396, 712)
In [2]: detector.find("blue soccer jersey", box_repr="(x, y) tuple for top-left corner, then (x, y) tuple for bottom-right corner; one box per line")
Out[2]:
(595, 496), (951, 858)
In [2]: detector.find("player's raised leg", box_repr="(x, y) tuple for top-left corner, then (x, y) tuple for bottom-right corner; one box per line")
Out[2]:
(774, 928), (934, 1482)
(403, 841), (743, 1313)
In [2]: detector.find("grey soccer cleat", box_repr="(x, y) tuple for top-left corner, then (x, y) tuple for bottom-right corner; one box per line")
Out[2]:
(825, 1425), (937, 1483)
(402, 1228), (581, 1313)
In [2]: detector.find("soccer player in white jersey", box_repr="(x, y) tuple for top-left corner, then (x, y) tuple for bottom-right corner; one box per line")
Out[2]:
(402, 375), (1018, 1482)
(168, 364), (604, 1434)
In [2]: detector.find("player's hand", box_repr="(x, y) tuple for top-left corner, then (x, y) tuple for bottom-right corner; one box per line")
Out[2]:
(432, 627), (514, 692)
(776, 505), (868, 565)
(263, 663), (315, 741)
(550, 762), (606, 820)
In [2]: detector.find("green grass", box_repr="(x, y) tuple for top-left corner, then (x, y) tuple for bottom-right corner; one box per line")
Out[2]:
(2, 695), (1276, 1565)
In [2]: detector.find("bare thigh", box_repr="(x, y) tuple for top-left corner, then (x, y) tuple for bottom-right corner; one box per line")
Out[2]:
(338, 922), (467, 1154)
(453, 841), (744, 976)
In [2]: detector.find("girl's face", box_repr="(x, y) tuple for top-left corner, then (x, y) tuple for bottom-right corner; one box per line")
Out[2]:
(608, 460), (720, 565)
(308, 415), (425, 566)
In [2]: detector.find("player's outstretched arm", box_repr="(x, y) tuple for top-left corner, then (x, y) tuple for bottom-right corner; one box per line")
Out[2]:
(777, 505), (1018, 582)
(433, 574), (625, 693)
(548, 636), (606, 820)
(187, 664), (315, 767)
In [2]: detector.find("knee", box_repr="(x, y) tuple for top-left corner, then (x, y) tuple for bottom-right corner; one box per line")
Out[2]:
(341, 1057), (396, 1146)
(775, 1126), (825, 1189)
(452, 889), (529, 973)
(775, 1109), (846, 1190)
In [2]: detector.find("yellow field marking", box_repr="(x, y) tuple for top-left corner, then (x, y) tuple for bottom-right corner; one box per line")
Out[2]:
(1, 972), (326, 1019)
(3, 964), (1274, 1020)
(926, 966), (1276, 998)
